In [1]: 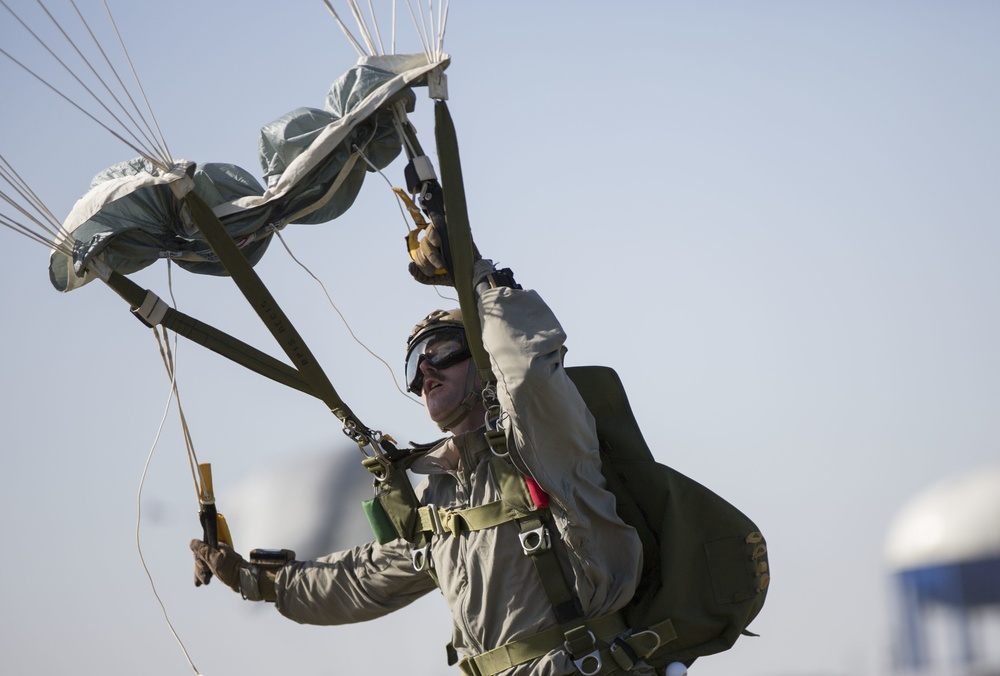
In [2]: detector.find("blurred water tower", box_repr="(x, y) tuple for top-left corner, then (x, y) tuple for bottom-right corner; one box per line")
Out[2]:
(885, 467), (1000, 676)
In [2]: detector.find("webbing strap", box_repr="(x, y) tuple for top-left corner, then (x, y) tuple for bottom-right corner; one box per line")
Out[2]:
(488, 457), (586, 640)
(181, 191), (364, 428)
(102, 272), (314, 396)
(489, 454), (535, 512)
(516, 514), (578, 615)
(605, 620), (678, 672)
(434, 100), (493, 385)
(459, 617), (678, 676)
(457, 613), (629, 676)
(416, 499), (524, 537)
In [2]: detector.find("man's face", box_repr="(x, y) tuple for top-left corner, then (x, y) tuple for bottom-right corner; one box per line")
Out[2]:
(420, 355), (473, 425)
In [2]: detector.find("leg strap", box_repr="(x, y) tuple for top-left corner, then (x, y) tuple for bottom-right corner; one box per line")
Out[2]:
(456, 613), (627, 676)
(456, 616), (677, 676)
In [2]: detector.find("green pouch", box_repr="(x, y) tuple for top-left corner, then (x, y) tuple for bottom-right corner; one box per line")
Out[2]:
(363, 497), (399, 545)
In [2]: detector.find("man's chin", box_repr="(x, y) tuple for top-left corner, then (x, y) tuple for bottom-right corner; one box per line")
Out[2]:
(429, 408), (455, 425)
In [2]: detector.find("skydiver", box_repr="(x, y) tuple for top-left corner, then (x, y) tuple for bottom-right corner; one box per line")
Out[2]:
(190, 222), (657, 675)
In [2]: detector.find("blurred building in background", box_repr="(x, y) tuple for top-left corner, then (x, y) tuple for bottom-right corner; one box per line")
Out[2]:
(886, 467), (1000, 676)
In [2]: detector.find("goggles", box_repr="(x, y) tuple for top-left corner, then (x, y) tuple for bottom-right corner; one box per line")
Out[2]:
(405, 327), (471, 394)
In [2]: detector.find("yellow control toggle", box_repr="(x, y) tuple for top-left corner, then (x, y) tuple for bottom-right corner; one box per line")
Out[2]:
(396, 187), (447, 276)
(198, 463), (233, 548)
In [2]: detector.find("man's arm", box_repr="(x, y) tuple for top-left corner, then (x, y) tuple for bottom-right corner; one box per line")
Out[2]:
(274, 538), (437, 625)
(477, 283), (601, 505)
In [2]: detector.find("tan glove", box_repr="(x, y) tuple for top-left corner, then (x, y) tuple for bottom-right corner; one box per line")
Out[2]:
(409, 222), (485, 286)
(411, 223), (446, 278)
(190, 540), (284, 602)
(408, 260), (453, 286)
(190, 539), (246, 592)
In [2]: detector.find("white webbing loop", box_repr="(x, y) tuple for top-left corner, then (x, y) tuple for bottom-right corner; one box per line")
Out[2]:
(132, 290), (169, 327)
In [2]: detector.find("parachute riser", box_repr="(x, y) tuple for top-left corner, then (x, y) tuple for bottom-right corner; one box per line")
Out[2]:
(93, 186), (398, 463)
(432, 100), (494, 386)
(98, 270), (316, 395)
(179, 189), (368, 429)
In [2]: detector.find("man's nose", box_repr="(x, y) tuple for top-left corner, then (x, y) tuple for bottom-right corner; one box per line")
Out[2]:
(419, 357), (438, 375)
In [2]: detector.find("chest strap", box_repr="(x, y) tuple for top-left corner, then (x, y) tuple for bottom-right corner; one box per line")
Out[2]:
(416, 499), (528, 537)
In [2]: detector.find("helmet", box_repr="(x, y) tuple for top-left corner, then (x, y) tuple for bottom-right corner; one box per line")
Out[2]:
(407, 308), (465, 347)
(405, 308), (481, 432)
(405, 309), (470, 395)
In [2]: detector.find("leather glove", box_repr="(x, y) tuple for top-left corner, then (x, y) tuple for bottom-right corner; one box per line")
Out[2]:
(190, 539), (246, 593)
(408, 260), (453, 286)
(410, 223), (446, 278)
(190, 540), (283, 602)
(409, 223), (485, 286)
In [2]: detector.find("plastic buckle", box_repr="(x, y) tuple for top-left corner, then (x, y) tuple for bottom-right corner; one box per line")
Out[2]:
(411, 544), (433, 572)
(518, 525), (550, 555)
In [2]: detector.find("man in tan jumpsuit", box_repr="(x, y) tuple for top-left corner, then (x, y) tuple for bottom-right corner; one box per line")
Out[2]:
(192, 241), (652, 674)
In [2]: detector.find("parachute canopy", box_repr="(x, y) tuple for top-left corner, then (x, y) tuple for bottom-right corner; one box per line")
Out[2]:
(50, 53), (448, 292)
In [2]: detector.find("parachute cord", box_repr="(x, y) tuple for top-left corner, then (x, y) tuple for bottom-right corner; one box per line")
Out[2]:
(352, 143), (412, 232)
(135, 329), (201, 676)
(0, 153), (77, 251)
(345, 0), (380, 55)
(390, 0), (396, 54)
(365, 1), (387, 55)
(322, 0), (369, 57)
(272, 229), (421, 405)
(95, 0), (173, 164)
(0, 3), (168, 171)
(388, 101), (424, 167)
(436, 0), (450, 60)
(154, 262), (202, 497)
(152, 326), (202, 497)
(402, 0), (432, 62)
(3, 148), (171, 253)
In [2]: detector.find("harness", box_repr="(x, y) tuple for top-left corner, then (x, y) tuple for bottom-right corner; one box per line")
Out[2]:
(357, 100), (675, 674)
(361, 420), (674, 676)
(87, 73), (759, 671)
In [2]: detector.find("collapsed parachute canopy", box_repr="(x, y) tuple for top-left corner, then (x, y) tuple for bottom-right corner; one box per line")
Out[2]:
(50, 54), (446, 292)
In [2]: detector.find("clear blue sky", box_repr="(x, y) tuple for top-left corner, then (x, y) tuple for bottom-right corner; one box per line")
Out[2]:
(2, 2), (999, 675)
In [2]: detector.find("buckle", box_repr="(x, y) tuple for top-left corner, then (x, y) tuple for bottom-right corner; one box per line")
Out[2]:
(427, 503), (445, 535)
(564, 630), (601, 676)
(484, 268), (522, 290)
(573, 651), (602, 676)
(518, 525), (550, 555)
(609, 638), (638, 671)
(411, 543), (433, 571)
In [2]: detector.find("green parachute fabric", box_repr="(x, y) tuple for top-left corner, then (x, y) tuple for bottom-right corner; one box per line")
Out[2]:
(49, 54), (445, 292)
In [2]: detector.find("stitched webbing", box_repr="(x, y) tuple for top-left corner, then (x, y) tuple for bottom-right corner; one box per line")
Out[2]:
(434, 100), (493, 385)
(457, 616), (678, 676)
(182, 191), (364, 428)
(102, 272), (314, 395)
(416, 499), (524, 537)
(457, 613), (627, 676)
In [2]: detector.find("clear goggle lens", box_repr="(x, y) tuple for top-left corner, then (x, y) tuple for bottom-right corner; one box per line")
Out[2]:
(405, 328), (470, 394)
